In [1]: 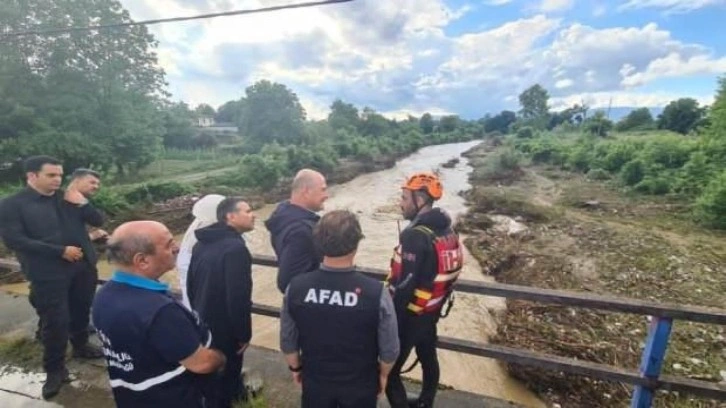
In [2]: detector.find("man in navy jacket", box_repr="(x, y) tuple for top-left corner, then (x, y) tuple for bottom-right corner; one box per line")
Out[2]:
(93, 220), (225, 408)
(188, 196), (256, 407)
(265, 169), (328, 293)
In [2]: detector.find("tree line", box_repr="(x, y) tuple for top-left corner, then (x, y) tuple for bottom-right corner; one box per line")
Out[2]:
(499, 80), (726, 229)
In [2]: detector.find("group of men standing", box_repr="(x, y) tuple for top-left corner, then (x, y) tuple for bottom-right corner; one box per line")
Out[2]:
(0, 155), (464, 408)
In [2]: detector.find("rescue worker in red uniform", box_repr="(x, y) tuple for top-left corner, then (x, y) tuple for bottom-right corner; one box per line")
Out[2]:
(385, 172), (464, 408)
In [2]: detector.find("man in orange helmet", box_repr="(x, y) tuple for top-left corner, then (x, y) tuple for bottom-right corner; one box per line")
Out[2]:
(385, 172), (464, 408)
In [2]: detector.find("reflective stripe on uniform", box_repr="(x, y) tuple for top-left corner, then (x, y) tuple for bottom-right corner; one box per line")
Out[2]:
(407, 303), (423, 313)
(110, 327), (212, 392)
(414, 289), (432, 299)
(110, 365), (186, 391)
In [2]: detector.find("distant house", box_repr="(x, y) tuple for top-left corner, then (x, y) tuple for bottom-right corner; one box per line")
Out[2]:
(196, 116), (215, 127)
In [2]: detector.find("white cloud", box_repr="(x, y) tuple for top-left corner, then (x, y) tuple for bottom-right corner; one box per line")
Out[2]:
(540, 22), (709, 94)
(621, 53), (726, 87)
(618, 0), (726, 14)
(435, 15), (560, 82)
(555, 79), (574, 88)
(382, 107), (456, 120)
(484, 0), (513, 5)
(536, 0), (575, 13)
(551, 91), (714, 110)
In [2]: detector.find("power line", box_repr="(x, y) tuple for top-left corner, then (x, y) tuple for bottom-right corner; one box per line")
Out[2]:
(1, 0), (354, 39)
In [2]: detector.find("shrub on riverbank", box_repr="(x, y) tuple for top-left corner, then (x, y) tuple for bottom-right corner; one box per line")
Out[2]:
(512, 131), (725, 228)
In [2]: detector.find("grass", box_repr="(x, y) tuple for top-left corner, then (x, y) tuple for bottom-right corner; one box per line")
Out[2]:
(0, 336), (43, 369)
(233, 395), (268, 408)
(116, 157), (240, 185)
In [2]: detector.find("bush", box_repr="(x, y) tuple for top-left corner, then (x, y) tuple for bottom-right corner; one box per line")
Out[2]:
(620, 160), (646, 186)
(91, 188), (131, 215)
(674, 151), (716, 196)
(694, 170), (726, 229)
(634, 176), (671, 195)
(239, 154), (286, 189)
(124, 181), (194, 204)
(497, 148), (523, 171)
(595, 140), (640, 172)
(640, 135), (695, 169)
(517, 127), (535, 139)
(566, 142), (594, 173)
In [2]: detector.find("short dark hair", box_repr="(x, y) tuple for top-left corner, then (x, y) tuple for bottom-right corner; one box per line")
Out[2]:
(313, 210), (364, 257)
(71, 168), (101, 180)
(216, 197), (244, 223)
(23, 155), (62, 173)
(413, 189), (434, 206)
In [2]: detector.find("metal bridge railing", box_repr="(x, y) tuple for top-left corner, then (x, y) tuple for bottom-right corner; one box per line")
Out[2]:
(1, 256), (725, 406)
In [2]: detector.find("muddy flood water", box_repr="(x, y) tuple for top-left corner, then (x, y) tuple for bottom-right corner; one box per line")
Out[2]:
(1, 141), (545, 407)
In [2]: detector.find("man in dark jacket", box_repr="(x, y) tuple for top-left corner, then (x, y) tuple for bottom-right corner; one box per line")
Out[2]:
(31, 168), (106, 342)
(0, 155), (104, 400)
(187, 196), (256, 408)
(265, 168), (328, 293)
(386, 172), (463, 408)
(280, 210), (399, 407)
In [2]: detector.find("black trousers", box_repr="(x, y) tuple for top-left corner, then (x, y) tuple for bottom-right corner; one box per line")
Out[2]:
(29, 262), (97, 372)
(386, 314), (440, 408)
(302, 376), (378, 408)
(205, 340), (245, 408)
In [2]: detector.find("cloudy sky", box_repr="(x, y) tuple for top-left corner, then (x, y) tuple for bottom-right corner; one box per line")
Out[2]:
(120, 0), (726, 119)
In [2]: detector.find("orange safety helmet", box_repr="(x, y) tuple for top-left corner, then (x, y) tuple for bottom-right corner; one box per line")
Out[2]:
(402, 172), (443, 200)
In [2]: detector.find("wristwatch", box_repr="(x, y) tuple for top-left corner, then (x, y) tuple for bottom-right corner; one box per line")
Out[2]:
(288, 365), (302, 373)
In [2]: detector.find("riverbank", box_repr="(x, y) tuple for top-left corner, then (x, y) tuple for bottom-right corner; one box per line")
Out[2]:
(458, 141), (726, 407)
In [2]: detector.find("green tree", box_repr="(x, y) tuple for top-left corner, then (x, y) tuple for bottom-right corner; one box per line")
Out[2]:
(215, 100), (243, 123)
(0, 0), (167, 175)
(707, 77), (726, 133)
(238, 80), (306, 147)
(484, 110), (516, 134)
(420, 113), (434, 134)
(702, 77), (726, 164)
(585, 111), (614, 137)
(439, 115), (460, 132)
(328, 99), (359, 130)
(195, 103), (215, 118)
(657, 98), (706, 134)
(358, 107), (390, 137)
(98, 85), (164, 175)
(162, 102), (197, 149)
(519, 84), (550, 120)
(615, 107), (655, 132)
